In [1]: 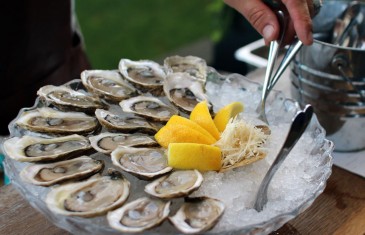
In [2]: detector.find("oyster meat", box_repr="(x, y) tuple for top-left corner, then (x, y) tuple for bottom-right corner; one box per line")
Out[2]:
(81, 70), (138, 102)
(164, 72), (210, 113)
(111, 146), (172, 180)
(3, 134), (92, 162)
(89, 132), (157, 154)
(37, 85), (104, 113)
(120, 96), (178, 122)
(164, 55), (207, 83)
(107, 197), (170, 233)
(19, 156), (103, 186)
(95, 109), (159, 134)
(144, 170), (203, 199)
(169, 197), (225, 234)
(46, 169), (130, 217)
(119, 59), (166, 95)
(15, 107), (99, 134)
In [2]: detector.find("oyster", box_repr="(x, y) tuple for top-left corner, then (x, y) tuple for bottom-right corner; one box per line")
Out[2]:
(15, 107), (99, 134)
(89, 132), (157, 154)
(119, 59), (166, 95)
(3, 134), (92, 162)
(19, 156), (103, 186)
(108, 197), (170, 233)
(169, 197), (225, 234)
(111, 146), (172, 180)
(144, 170), (203, 199)
(164, 55), (207, 83)
(164, 72), (211, 113)
(80, 69), (138, 102)
(95, 109), (159, 134)
(37, 85), (104, 113)
(120, 96), (178, 122)
(46, 169), (130, 217)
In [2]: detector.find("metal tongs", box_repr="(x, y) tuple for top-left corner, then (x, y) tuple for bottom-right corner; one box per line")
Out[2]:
(254, 104), (314, 211)
(332, 1), (363, 47)
(258, 4), (304, 124)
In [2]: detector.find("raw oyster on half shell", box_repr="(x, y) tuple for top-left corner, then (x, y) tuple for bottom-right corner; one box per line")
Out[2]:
(119, 59), (166, 95)
(111, 146), (172, 180)
(15, 107), (99, 135)
(89, 132), (157, 154)
(19, 156), (103, 186)
(164, 72), (211, 113)
(108, 197), (171, 233)
(120, 96), (178, 122)
(164, 55), (207, 83)
(81, 70), (138, 102)
(144, 170), (203, 199)
(37, 85), (104, 113)
(46, 169), (130, 217)
(169, 197), (225, 234)
(95, 109), (159, 134)
(3, 134), (92, 162)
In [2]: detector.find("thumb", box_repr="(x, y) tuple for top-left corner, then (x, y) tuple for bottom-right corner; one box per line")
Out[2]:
(224, 0), (280, 44)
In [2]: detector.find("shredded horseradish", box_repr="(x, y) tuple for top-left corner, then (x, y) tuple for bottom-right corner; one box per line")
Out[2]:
(214, 117), (269, 169)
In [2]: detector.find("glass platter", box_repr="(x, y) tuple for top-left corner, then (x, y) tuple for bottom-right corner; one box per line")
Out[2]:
(2, 68), (334, 235)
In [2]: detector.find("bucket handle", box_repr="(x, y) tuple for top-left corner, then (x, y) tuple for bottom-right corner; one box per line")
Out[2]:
(331, 54), (365, 102)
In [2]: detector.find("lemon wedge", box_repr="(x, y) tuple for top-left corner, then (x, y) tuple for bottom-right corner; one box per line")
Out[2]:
(168, 143), (221, 171)
(190, 100), (220, 140)
(214, 101), (244, 132)
(166, 115), (217, 140)
(154, 124), (216, 148)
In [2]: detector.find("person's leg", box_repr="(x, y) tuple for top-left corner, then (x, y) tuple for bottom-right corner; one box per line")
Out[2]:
(212, 8), (261, 75)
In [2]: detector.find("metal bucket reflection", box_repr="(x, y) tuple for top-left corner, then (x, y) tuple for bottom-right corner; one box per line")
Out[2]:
(290, 0), (365, 151)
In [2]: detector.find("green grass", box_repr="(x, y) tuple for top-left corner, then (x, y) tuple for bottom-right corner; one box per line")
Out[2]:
(76, 0), (214, 69)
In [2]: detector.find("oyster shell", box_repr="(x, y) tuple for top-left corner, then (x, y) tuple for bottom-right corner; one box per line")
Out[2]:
(89, 132), (157, 154)
(3, 134), (92, 162)
(46, 169), (130, 217)
(19, 156), (103, 186)
(164, 55), (207, 83)
(80, 69), (138, 102)
(37, 85), (104, 113)
(95, 109), (159, 134)
(119, 59), (166, 95)
(15, 107), (99, 134)
(163, 72), (210, 113)
(120, 96), (178, 122)
(107, 197), (170, 233)
(144, 170), (203, 199)
(111, 146), (172, 180)
(169, 197), (225, 234)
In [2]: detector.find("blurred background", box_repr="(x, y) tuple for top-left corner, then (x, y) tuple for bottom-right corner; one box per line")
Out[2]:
(76, 0), (261, 75)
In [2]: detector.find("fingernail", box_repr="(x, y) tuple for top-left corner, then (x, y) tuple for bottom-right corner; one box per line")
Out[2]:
(263, 25), (275, 42)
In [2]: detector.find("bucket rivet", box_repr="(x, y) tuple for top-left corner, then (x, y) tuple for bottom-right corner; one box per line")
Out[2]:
(331, 55), (348, 68)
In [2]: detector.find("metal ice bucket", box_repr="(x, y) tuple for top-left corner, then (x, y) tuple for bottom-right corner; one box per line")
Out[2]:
(290, 0), (365, 151)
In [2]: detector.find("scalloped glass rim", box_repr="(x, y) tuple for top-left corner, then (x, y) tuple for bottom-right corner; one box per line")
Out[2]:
(2, 68), (334, 235)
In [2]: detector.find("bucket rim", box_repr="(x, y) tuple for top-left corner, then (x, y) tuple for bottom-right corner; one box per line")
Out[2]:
(312, 38), (365, 52)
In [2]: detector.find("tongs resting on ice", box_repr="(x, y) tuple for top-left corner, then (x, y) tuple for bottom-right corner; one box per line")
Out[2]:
(258, 5), (304, 124)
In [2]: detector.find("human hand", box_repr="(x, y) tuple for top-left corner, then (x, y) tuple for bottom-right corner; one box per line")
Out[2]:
(224, 0), (321, 46)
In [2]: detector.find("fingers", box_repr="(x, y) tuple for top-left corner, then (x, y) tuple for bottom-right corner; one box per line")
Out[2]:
(224, 0), (280, 45)
(224, 0), (315, 45)
(282, 0), (313, 45)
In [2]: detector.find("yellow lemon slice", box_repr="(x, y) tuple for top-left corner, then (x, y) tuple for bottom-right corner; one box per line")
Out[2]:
(166, 115), (217, 140)
(190, 100), (220, 140)
(214, 101), (244, 132)
(154, 124), (216, 148)
(168, 143), (221, 171)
